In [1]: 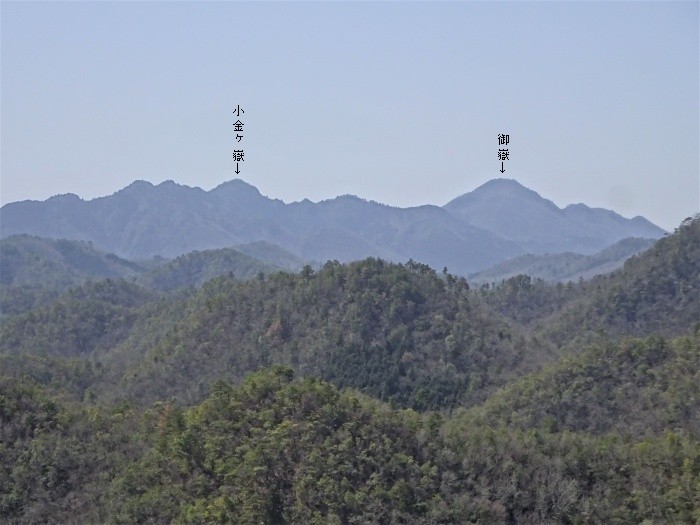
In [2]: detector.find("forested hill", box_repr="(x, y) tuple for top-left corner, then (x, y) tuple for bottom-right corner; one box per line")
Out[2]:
(112, 259), (546, 408)
(137, 248), (281, 291)
(0, 258), (546, 409)
(0, 235), (286, 294)
(0, 235), (142, 290)
(479, 216), (699, 344)
(467, 333), (700, 438)
(0, 217), (698, 523)
(1, 218), (697, 410)
(0, 235), (145, 319)
(125, 216), (694, 410)
(3, 367), (698, 523)
(541, 215), (700, 345)
(0, 236), (291, 319)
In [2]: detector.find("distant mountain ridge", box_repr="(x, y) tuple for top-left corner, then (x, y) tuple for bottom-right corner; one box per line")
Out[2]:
(0, 235), (289, 288)
(0, 236), (291, 319)
(470, 237), (656, 284)
(0, 234), (142, 290)
(0, 178), (666, 274)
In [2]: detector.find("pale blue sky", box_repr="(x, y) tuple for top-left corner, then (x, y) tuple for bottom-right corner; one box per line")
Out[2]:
(1, 1), (698, 230)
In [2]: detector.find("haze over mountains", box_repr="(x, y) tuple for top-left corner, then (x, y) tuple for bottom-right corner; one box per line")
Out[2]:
(0, 235), (304, 311)
(0, 178), (665, 275)
(470, 237), (656, 284)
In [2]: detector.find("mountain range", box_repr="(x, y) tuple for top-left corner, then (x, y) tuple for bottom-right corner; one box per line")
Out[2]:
(0, 178), (665, 275)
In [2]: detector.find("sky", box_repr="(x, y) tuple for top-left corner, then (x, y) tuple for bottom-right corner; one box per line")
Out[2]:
(1, 1), (698, 231)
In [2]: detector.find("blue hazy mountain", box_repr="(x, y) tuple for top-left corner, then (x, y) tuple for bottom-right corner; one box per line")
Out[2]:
(443, 179), (664, 254)
(469, 237), (657, 284)
(0, 178), (665, 275)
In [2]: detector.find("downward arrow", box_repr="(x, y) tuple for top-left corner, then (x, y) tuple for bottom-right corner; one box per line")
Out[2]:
(235, 162), (240, 174)
(500, 162), (505, 174)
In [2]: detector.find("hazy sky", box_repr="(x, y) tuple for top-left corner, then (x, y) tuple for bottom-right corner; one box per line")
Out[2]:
(1, 1), (698, 231)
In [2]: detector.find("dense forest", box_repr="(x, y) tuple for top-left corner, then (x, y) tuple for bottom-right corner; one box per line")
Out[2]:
(1, 216), (698, 523)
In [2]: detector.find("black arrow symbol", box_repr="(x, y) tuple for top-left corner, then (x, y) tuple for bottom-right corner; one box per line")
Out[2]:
(500, 162), (505, 174)
(235, 162), (240, 174)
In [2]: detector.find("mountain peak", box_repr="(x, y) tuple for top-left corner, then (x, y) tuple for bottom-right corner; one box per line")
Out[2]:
(112, 180), (155, 197)
(443, 178), (664, 254)
(445, 178), (556, 212)
(470, 178), (546, 201)
(333, 194), (366, 203)
(211, 179), (261, 195)
(127, 180), (154, 189)
(156, 180), (186, 189)
(47, 193), (82, 203)
(478, 178), (528, 189)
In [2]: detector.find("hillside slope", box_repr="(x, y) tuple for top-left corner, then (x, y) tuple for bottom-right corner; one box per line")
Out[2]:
(470, 237), (655, 284)
(110, 259), (542, 409)
(0, 235), (142, 290)
(541, 216), (700, 346)
(475, 216), (699, 343)
(467, 333), (700, 437)
(5, 369), (696, 524)
(138, 248), (281, 291)
(0, 236), (290, 318)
